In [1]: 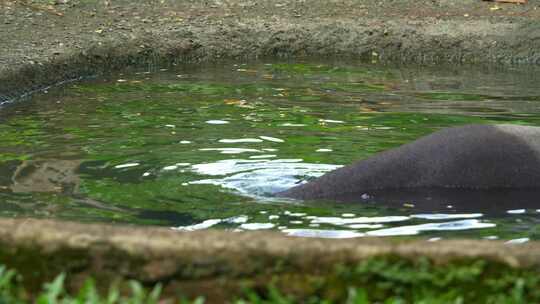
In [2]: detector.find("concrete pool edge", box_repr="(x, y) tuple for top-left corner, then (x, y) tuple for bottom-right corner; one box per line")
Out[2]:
(0, 37), (189, 105)
(3, 0), (540, 104)
(0, 218), (538, 300)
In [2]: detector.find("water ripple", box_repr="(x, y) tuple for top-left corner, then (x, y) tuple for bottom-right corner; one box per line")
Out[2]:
(366, 219), (496, 236)
(282, 229), (364, 238)
(219, 138), (263, 143)
(410, 213), (483, 220)
(310, 216), (410, 226)
(190, 158), (340, 196)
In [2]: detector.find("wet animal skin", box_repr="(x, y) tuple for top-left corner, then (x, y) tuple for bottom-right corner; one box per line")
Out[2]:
(278, 124), (540, 206)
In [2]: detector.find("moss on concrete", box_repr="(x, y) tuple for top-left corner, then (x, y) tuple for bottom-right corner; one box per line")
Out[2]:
(0, 218), (538, 302)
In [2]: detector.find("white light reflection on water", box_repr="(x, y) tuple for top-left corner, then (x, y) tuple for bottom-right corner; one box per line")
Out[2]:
(172, 219), (222, 231)
(280, 123), (307, 127)
(365, 219), (496, 236)
(410, 213), (483, 220)
(172, 215), (496, 238)
(319, 119), (345, 123)
(240, 223), (275, 230)
(219, 138), (263, 143)
(173, 215), (249, 231)
(114, 163), (140, 169)
(283, 229), (364, 238)
(505, 238), (530, 244)
(178, 158), (498, 238)
(259, 136), (285, 143)
(284, 211), (307, 217)
(190, 158), (340, 196)
(507, 209), (526, 215)
(205, 120), (229, 124)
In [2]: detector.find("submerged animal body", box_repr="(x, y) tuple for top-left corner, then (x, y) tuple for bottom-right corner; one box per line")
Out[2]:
(278, 124), (540, 209)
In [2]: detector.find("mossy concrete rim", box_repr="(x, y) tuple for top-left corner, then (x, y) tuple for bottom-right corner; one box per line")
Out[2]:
(1, 218), (539, 276)
(0, 218), (539, 300)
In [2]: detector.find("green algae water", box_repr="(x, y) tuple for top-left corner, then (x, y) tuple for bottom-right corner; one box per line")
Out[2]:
(1, 62), (540, 241)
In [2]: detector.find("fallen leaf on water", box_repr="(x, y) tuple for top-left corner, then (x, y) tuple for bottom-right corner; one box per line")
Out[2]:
(224, 99), (253, 108)
(237, 69), (258, 74)
(224, 98), (242, 105)
(359, 107), (377, 113)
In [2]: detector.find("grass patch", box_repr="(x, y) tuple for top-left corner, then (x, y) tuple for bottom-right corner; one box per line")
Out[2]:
(0, 257), (538, 303)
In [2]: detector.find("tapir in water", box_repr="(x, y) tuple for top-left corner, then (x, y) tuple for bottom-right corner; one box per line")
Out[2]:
(278, 124), (540, 213)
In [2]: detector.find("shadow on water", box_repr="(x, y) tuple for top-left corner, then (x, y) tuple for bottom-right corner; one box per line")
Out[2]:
(326, 188), (540, 216)
(136, 209), (196, 226)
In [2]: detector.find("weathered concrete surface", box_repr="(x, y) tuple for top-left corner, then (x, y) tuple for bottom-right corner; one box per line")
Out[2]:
(2, 0), (540, 103)
(0, 218), (538, 301)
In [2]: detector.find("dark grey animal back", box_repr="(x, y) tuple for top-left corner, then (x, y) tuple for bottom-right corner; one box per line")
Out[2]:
(279, 124), (540, 200)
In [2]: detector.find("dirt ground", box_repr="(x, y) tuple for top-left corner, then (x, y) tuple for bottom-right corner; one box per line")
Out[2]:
(1, 0), (540, 103)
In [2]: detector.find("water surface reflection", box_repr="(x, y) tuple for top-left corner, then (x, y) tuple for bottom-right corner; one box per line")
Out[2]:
(1, 62), (540, 239)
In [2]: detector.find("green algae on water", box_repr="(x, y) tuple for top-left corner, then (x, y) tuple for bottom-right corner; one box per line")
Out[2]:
(1, 62), (540, 240)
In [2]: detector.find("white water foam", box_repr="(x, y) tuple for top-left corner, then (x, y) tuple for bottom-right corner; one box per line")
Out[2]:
(206, 120), (229, 124)
(190, 158), (340, 196)
(219, 138), (263, 143)
(282, 229), (364, 238)
(366, 219), (496, 236)
(172, 215), (249, 231)
(114, 162), (140, 169)
(172, 219), (222, 231)
(505, 237), (530, 244)
(410, 213), (483, 220)
(240, 223), (275, 230)
(259, 136), (285, 143)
